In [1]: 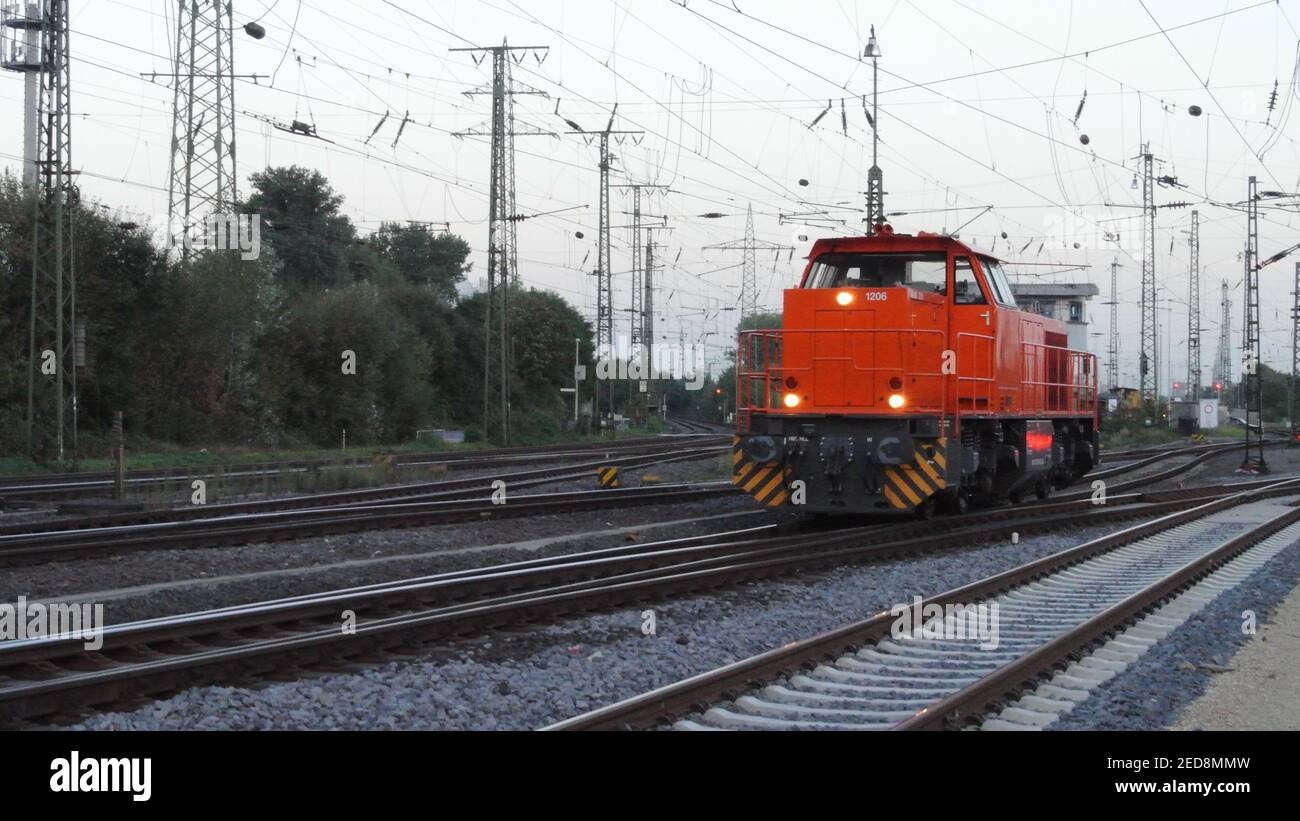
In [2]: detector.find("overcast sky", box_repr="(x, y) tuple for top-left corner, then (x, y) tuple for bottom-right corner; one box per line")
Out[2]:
(3, 0), (1299, 388)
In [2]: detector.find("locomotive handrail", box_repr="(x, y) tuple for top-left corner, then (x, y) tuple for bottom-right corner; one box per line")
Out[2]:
(1020, 341), (1099, 421)
(953, 331), (997, 414)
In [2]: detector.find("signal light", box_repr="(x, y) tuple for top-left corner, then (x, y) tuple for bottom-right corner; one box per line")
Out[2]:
(887, 393), (905, 409)
(782, 393), (801, 408)
(1026, 431), (1054, 451)
(835, 290), (854, 306)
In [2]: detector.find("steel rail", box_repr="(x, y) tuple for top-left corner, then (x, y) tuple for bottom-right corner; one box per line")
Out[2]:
(2, 478), (1291, 722)
(0, 434), (726, 501)
(542, 475), (1300, 730)
(0, 445), (727, 537)
(891, 501), (1300, 729)
(0, 479), (733, 566)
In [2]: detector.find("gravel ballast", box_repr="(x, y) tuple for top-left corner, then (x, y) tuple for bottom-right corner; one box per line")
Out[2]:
(65, 521), (1143, 730)
(1051, 537), (1300, 730)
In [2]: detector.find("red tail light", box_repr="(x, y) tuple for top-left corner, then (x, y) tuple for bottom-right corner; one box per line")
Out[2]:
(1026, 432), (1054, 451)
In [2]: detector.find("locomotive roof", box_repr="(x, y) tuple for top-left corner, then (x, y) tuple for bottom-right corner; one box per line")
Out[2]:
(806, 231), (1002, 263)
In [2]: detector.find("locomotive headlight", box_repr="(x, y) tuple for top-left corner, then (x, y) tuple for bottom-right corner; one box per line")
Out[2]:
(835, 290), (855, 306)
(782, 393), (801, 408)
(887, 393), (906, 409)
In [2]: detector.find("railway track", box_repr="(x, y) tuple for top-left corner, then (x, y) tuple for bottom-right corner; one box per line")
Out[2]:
(0, 446), (729, 565)
(0, 434), (726, 503)
(0, 443), (726, 532)
(668, 416), (731, 435)
(1054, 438), (1284, 499)
(544, 477), (1300, 731)
(0, 436), (1264, 566)
(1, 475), (1292, 724)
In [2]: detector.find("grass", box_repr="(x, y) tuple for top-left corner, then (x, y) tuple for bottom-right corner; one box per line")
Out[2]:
(1099, 421), (1246, 449)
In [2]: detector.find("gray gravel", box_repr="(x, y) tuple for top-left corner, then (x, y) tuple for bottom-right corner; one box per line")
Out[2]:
(64, 520), (1137, 730)
(1051, 537), (1300, 730)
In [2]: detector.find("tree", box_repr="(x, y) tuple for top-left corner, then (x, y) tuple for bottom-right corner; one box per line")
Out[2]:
(260, 284), (435, 445)
(369, 223), (471, 302)
(453, 285), (593, 441)
(244, 166), (357, 291)
(0, 174), (171, 454)
(381, 281), (475, 425)
(131, 250), (284, 444)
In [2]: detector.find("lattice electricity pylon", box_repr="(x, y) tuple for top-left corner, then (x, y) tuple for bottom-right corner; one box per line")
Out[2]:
(1137, 147), (1157, 410)
(150, 0), (250, 254)
(1104, 258), (1121, 390)
(614, 183), (668, 350)
(566, 110), (642, 431)
(1187, 210), (1201, 400)
(638, 224), (673, 415)
(702, 204), (793, 321)
(26, 0), (77, 466)
(1241, 175), (1267, 472)
(451, 39), (550, 444)
(1213, 279), (1232, 393)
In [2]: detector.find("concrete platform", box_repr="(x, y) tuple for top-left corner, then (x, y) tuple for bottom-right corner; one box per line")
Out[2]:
(1173, 581), (1300, 731)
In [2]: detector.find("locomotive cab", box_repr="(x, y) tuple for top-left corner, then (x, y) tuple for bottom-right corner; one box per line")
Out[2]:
(733, 231), (1098, 515)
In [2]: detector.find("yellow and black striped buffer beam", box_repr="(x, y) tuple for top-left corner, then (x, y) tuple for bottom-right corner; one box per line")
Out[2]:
(732, 436), (792, 508)
(882, 438), (949, 511)
(597, 466), (620, 488)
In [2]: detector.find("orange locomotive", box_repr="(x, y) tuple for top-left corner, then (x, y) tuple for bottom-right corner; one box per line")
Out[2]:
(733, 228), (1099, 515)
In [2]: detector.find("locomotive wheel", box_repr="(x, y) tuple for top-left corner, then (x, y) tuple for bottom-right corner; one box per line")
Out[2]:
(914, 497), (937, 520)
(1035, 477), (1052, 500)
(939, 489), (968, 515)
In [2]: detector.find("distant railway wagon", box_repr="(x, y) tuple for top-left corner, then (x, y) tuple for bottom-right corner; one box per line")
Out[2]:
(733, 228), (1099, 515)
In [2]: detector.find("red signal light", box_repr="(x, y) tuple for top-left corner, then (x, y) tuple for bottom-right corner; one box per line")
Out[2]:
(1026, 431), (1053, 451)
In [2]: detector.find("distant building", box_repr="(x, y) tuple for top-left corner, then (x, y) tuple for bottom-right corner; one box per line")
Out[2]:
(1107, 386), (1141, 412)
(1009, 282), (1100, 352)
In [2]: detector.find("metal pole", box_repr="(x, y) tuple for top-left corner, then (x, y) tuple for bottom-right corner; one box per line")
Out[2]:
(1107, 258), (1120, 390)
(112, 411), (125, 500)
(865, 26), (884, 232)
(451, 41), (550, 444)
(1188, 210), (1200, 401)
(1139, 147), (1157, 413)
(1292, 261), (1300, 437)
(1242, 175), (1267, 471)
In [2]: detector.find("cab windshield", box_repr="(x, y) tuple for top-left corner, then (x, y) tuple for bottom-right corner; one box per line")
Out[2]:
(980, 258), (1019, 307)
(805, 252), (947, 294)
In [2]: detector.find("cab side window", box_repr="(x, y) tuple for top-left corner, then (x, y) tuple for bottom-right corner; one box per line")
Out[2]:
(952, 257), (987, 305)
(908, 258), (947, 295)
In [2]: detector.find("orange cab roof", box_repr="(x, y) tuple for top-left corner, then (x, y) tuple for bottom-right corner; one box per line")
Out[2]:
(806, 231), (1003, 264)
